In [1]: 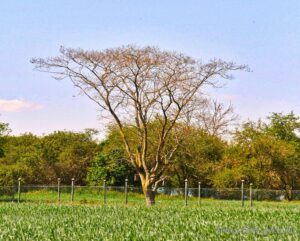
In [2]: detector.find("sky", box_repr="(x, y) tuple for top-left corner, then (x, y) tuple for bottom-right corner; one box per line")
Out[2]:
(0, 0), (300, 136)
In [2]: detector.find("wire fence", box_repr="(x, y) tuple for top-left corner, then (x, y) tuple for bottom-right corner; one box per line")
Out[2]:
(0, 180), (300, 206)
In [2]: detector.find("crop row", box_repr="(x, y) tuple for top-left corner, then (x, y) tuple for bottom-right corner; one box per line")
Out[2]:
(0, 202), (299, 240)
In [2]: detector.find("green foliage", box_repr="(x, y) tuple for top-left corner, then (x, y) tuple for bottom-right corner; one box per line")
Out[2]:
(211, 113), (300, 195)
(86, 128), (136, 186)
(0, 131), (99, 186)
(211, 168), (242, 188)
(40, 131), (99, 184)
(266, 112), (300, 142)
(86, 149), (133, 186)
(0, 122), (10, 158)
(169, 127), (226, 187)
(2, 111), (300, 198)
(0, 163), (31, 186)
(86, 122), (226, 188)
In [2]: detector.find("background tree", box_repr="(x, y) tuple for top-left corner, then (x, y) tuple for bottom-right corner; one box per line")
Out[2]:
(265, 112), (300, 199)
(193, 100), (238, 137)
(168, 126), (225, 187)
(31, 45), (247, 205)
(86, 129), (134, 186)
(40, 131), (99, 184)
(0, 122), (10, 158)
(0, 133), (40, 185)
(211, 113), (300, 200)
(0, 130), (99, 185)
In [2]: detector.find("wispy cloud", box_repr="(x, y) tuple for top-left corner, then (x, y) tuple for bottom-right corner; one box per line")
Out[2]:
(0, 99), (43, 112)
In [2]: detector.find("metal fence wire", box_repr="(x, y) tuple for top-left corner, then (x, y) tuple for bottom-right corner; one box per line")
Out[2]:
(1, 181), (300, 205)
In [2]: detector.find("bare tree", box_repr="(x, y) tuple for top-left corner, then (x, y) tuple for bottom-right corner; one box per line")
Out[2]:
(31, 45), (247, 205)
(194, 100), (239, 137)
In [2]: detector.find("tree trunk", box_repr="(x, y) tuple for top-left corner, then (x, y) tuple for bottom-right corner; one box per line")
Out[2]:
(145, 189), (156, 206)
(140, 173), (156, 206)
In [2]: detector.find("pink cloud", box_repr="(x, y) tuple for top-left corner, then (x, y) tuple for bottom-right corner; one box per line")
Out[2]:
(0, 99), (43, 112)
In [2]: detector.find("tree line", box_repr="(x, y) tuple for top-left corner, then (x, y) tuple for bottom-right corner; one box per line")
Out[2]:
(1, 112), (300, 200)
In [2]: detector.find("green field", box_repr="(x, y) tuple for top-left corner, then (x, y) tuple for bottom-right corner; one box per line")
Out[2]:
(0, 199), (299, 240)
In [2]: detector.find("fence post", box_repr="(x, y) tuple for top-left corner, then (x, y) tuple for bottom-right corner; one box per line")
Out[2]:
(125, 178), (128, 205)
(71, 178), (75, 202)
(241, 179), (244, 207)
(17, 178), (21, 203)
(250, 183), (253, 207)
(57, 178), (61, 203)
(198, 181), (201, 206)
(184, 179), (188, 207)
(103, 179), (106, 204)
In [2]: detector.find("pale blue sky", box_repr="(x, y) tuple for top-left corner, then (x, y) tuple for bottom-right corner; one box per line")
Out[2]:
(0, 0), (300, 135)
